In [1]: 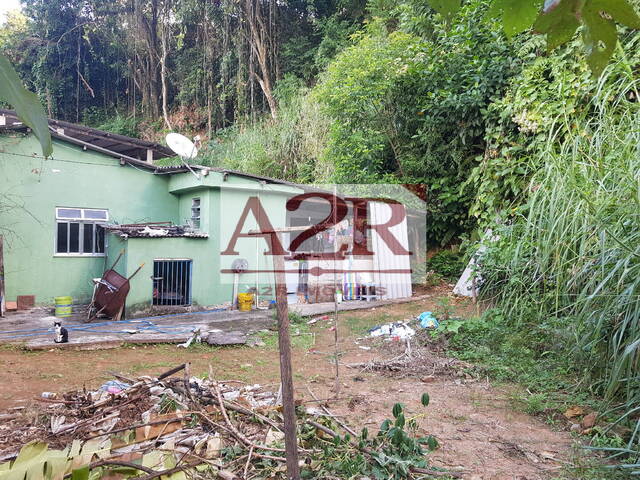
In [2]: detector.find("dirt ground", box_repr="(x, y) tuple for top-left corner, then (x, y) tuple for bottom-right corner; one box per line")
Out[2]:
(0, 293), (574, 479)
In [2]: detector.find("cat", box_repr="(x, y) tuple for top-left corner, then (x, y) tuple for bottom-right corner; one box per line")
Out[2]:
(54, 321), (68, 343)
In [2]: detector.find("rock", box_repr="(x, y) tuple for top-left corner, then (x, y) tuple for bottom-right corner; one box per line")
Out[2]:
(247, 336), (266, 347)
(582, 412), (598, 429)
(564, 405), (585, 419)
(265, 428), (285, 446)
(206, 330), (247, 345)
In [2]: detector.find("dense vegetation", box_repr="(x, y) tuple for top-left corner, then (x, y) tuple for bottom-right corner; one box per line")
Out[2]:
(2, 0), (640, 474)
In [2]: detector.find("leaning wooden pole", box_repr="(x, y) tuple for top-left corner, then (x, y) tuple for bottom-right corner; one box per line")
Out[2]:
(270, 232), (300, 479)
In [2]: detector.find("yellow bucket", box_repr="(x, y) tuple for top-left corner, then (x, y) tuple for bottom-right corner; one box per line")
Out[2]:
(54, 296), (73, 317)
(237, 293), (254, 312)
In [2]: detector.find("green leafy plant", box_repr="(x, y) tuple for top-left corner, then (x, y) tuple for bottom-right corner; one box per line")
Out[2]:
(426, 251), (465, 281)
(0, 55), (51, 157)
(429, 0), (640, 76)
(302, 394), (441, 479)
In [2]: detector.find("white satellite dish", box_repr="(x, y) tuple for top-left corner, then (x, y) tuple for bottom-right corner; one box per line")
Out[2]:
(166, 132), (198, 159)
(166, 132), (200, 179)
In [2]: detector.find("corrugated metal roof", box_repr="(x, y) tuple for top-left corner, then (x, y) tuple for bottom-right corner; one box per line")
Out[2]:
(0, 109), (174, 162)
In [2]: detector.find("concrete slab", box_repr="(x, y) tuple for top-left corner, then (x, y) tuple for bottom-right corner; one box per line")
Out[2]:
(0, 308), (275, 350)
(0, 295), (426, 350)
(290, 294), (430, 317)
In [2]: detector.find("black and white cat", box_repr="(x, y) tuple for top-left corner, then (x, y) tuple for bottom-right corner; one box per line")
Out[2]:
(54, 321), (68, 343)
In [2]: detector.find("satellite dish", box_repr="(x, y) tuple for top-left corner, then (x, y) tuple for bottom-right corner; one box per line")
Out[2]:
(166, 132), (198, 159)
(166, 132), (200, 180)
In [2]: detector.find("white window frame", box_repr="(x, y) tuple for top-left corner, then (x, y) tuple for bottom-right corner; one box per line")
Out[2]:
(55, 207), (109, 257)
(190, 197), (201, 230)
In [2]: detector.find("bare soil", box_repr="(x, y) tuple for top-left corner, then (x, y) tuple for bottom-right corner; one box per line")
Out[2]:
(0, 293), (573, 479)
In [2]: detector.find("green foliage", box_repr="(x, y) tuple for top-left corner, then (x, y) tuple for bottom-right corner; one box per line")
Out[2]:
(0, 55), (51, 157)
(466, 66), (640, 468)
(95, 114), (141, 138)
(468, 28), (640, 224)
(303, 396), (441, 479)
(433, 0), (640, 76)
(0, 439), (111, 480)
(426, 250), (464, 281)
(316, 0), (518, 243)
(201, 86), (332, 183)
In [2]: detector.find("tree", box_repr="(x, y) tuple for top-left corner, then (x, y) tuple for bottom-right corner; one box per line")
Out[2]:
(430, 0), (640, 76)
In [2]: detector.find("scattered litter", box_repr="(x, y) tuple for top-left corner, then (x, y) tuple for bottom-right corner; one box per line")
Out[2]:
(418, 311), (439, 329)
(264, 428), (285, 446)
(369, 322), (415, 340)
(177, 328), (202, 348)
(140, 226), (169, 237)
(308, 315), (330, 325)
(563, 406), (586, 419)
(41, 392), (57, 399)
(99, 380), (130, 394)
(358, 346), (371, 351)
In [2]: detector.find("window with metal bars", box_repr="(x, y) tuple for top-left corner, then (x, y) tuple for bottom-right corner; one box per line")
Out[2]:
(152, 260), (193, 306)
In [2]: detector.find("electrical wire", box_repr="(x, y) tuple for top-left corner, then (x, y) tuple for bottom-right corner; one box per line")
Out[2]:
(1, 149), (180, 175)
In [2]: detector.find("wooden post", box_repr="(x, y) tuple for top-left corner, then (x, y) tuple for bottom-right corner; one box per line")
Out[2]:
(0, 235), (4, 317)
(269, 232), (300, 480)
(247, 226), (312, 479)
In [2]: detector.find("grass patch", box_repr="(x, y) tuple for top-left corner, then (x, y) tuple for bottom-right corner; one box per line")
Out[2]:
(257, 322), (315, 351)
(342, 313), (393, 335)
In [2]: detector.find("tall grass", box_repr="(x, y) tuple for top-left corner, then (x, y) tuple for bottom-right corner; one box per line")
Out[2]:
(200, 89), (332, 183)
(478, 50), (640, 469)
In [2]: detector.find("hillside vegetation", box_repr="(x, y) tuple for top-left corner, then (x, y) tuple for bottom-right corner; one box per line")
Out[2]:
(2, 0), (640, 474)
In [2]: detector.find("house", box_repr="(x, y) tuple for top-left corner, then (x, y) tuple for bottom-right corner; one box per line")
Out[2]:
(0, 110), (424, 317)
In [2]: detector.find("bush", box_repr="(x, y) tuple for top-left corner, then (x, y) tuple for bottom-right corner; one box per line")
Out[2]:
(314, 0), (519, 244)
(425, 250), (464, 281)
(96, 114), (141, 138)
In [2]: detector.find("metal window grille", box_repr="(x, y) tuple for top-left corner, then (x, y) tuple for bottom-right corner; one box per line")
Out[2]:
(152, 260), (193, 306)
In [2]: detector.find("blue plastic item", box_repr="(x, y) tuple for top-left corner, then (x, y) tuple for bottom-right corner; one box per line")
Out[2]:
(418, 311), (439, 329)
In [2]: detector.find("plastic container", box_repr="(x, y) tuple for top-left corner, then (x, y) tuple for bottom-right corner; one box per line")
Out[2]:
(54, 296), (73, 317)
(237, 293), (254, 312)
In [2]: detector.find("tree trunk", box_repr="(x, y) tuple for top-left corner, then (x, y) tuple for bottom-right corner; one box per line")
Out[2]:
(244, 0), (277, 119)
(160, 6), (172, 130)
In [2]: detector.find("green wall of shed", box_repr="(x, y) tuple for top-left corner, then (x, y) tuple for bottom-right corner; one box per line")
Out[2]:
(1, 132), (303, 315)
(0, 133), (177, 306)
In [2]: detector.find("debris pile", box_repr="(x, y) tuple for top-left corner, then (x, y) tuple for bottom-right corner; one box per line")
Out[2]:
(0, 361), (461, 479)
(350, 312), (476, 380)
(0, 363), (290, 478)
(105, 223), (208, 239)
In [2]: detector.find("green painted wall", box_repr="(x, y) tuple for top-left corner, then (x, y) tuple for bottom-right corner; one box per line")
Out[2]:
(0, 133), (177, 305)
(217, 184), (299, 302)
(1, 132), (304, 314)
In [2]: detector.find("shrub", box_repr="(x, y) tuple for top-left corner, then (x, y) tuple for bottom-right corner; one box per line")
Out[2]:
(425, 250), (464, 281)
